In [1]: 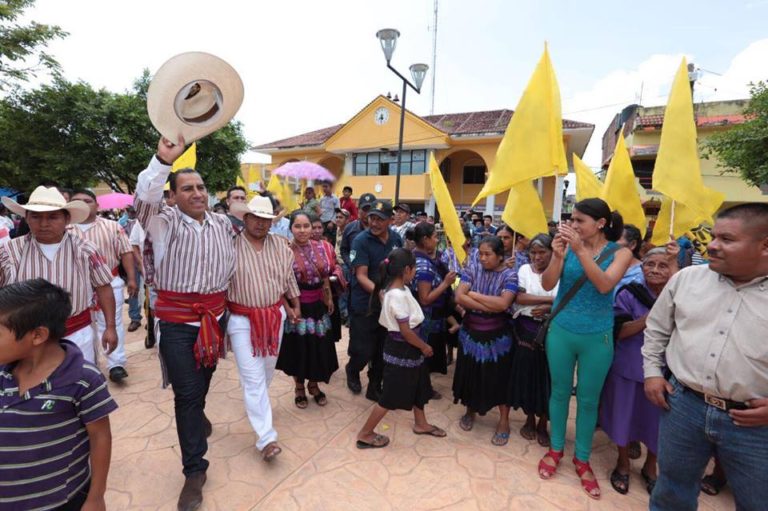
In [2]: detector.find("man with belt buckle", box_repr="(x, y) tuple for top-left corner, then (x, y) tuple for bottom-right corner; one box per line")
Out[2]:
(643, 203), (768, 511)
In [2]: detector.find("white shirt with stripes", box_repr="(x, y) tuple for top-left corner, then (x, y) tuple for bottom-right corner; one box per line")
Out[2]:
(229, 233), (300, 308)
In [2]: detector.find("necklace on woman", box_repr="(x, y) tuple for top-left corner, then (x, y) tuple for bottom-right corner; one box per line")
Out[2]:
(591, 242), (608, 260)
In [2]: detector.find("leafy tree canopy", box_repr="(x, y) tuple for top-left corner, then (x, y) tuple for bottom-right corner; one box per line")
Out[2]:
(0, 71), (248, 194)
(703, 81), (768, 188)
(0, 0), (67, 90)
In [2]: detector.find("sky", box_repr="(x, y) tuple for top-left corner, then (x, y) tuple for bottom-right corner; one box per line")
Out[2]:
(20, 0), (768, 171)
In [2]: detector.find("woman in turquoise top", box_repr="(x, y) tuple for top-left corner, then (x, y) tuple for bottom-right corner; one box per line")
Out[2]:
(537, 198), (633, 500)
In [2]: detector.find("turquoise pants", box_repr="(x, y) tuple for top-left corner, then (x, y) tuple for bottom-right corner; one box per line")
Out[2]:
(546, 320), (614, 461)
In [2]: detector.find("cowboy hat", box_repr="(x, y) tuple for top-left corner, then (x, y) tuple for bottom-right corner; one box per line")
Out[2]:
(230, 195), (276, 221)
(1, 186), (89, 224)
(147, 52), (244, 143)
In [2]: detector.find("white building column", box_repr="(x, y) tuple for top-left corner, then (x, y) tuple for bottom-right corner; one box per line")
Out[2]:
(485, 195), (496, 218)
(552, 175), (565, 222)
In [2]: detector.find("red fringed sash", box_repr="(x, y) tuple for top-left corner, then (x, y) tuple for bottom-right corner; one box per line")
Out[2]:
(228, 301), (282, 357)
(155, 290), (227, 368)
(65, 309), (92, 336)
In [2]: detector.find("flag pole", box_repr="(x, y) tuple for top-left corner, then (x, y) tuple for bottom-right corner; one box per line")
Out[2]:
(669, 200), (676, 241)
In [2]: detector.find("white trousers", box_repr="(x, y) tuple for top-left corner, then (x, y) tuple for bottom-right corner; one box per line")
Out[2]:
(94, 275), (127, 370)
(227, 308), (286, 451)
(69, 324), (96, 364)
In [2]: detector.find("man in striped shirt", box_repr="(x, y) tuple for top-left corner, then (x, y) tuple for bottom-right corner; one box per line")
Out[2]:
(0, 279), (117, 511)
(135, 136), (235, 511)
(227, 195), (301, 462)
(70, 189), (137, 383)
(0, 186), (118, 363)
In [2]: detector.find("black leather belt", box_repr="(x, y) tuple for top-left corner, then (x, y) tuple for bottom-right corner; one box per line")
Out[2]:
(680, 383), (748, 411)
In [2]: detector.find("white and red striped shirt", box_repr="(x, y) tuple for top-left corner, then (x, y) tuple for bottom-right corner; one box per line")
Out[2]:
(68, 216), (132, 272)
(134, 157), (235, 294)
(0, 232), (114, 315)
(228, 233), (300, 308)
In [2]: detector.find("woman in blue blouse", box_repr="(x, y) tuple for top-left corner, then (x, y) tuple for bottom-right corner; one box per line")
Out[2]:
(411, 222), (457, 376)
(453, 236), (518, 446)
(538, 198), (633, 499)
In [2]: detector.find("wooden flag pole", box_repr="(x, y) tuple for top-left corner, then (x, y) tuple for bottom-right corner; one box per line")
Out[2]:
(669, 200), (676, 241)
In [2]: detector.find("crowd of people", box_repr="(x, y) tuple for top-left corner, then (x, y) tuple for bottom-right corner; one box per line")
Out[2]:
(0, 136), (767, 511)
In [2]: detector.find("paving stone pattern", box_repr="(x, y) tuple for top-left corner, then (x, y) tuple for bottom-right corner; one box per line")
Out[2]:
(105, 315), (734, 510)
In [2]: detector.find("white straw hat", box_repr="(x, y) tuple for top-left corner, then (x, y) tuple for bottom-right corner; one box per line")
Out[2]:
(147, 52), (244, 143)
(1, 186), (89, 224)
(229, 195), (276, 221)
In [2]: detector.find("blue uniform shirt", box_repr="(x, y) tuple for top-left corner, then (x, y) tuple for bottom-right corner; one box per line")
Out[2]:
(349, 228), (403, 314)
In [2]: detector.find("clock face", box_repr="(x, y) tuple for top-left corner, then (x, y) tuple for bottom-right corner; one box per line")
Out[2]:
(374, 107), (390, 125)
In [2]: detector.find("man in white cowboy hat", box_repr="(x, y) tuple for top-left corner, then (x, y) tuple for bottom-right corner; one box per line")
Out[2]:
(68, 189), (137, 384)
(134, 136), (236, 511)
(227, 195), (301, 462)
(0, 186), (118, 362)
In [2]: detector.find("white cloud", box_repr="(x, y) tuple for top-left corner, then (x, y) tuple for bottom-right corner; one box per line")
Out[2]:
(564, 38), (768, 170)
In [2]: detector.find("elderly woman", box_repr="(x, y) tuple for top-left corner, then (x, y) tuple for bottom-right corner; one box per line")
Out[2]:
(508, 234), (559, 447)
(600, 246), (678, 495)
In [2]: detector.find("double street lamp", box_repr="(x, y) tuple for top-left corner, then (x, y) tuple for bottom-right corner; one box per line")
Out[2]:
(375, 28), (428, 205)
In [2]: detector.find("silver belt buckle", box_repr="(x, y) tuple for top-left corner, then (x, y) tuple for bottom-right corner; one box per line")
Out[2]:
(704, 394), (727, 411)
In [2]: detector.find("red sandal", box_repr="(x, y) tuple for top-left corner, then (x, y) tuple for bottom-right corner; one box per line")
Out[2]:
(573, 457), (601, 499)
(538, 449), (564, 480)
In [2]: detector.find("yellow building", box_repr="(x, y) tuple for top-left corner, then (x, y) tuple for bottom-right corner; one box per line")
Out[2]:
(250, 95), (594, 217)
(601, 99), (768, 214)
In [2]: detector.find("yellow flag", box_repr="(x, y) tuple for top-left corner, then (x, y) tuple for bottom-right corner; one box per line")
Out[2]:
(651, 191), (718, 246)
(266, 173), (282, 196)
(600, 135), (647, 236)
(165, 142), (197, 190)
(172, 143), (197, 171)
(501, 180), (549, 240)
(573, 154), (603, 201)
(473, 44), (568, 206)
(428, 154), (467, 264)
(281, 181), (300, 214)
(652, 58), (724, 219)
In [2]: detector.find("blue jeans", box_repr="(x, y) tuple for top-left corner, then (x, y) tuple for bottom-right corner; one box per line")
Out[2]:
(159, 321), (217, 476)
(128, 271), (142, 322)
(651, 377), (768, 511)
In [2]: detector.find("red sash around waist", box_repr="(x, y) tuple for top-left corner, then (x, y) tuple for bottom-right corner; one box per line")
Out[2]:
(65, 309), (92, 337)
(155, 290), (227, 368)
(300, 288), (324, 304)
(111, 266), (119, 277)
(228, 301), (282, 357)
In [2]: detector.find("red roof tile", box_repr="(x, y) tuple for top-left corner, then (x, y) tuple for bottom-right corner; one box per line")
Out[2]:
(636, 114), (747, 129)
(252, 124), (344, 150)
(253, 109), (593, 150)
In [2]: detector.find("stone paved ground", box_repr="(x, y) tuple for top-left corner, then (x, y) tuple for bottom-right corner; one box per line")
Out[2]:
(103, 316), (734, 510)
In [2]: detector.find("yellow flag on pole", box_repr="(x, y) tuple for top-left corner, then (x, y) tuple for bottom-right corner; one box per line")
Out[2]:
(573, 154), (603, 201)
(428, 154), (467, 264)
(472, 44), (568, 206)
(650, 190), (720, 246)
(501, 180), (549, 240)
(652, 58), (724, 220)
(600, 135), (647, 236)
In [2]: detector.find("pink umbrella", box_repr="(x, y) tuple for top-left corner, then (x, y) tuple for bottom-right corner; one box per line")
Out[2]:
(96, 192), (134, 210)
(272, 161), (336, 182)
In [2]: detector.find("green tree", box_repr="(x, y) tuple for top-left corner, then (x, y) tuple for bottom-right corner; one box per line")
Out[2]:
(0, 0), (67, 90)
(0, 72), (248, 193)
(703, 81), (768, 188)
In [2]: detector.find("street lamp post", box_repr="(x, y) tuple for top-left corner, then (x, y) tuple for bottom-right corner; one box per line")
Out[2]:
(376, 29), (428, 205)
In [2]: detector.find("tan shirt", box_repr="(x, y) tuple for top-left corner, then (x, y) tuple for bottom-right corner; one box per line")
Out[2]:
(228, 233), (300, 308)
(69, 216), (132, 271)
(0, 233), (114, 315)
(643, 264), (768, 402)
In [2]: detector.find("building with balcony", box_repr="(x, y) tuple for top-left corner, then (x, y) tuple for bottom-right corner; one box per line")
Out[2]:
(601, 99), (767, 216)
(247, 95), (594, 217)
